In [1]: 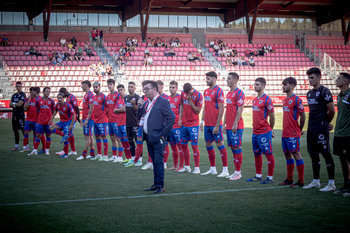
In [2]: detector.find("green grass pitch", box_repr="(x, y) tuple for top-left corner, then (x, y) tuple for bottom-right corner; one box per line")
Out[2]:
(0, 113), (349, 233)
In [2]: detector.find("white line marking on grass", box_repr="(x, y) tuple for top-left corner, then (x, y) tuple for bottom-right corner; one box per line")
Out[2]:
(0, 186), (288, 207)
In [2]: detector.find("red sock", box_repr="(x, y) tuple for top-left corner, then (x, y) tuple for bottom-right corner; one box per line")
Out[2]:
(178, 145), (184, 168)
(234, 149), (243, 172)
(255, 154), (263, 174)
(45, 137), (51, 150)
(218, 145), (228, 167)
(68, 136), (76, 152)
(96, 140), (102, 155)
(163, 144), (169, 163)
(118, 147), (123, 158)
(32, 135), (35, 146)
(82, 150), (87, 157)
(112, 147), (118, 156)
(122, 141), (131, 159)
(34, 138), (40, 150)
(134, 143), (143, 163)
(296, 159), (305, 184)
(63, 143), (69, 154)
(265, 153), (275, 177)
(192, 145), (200, 167)
(170, 144), (179, 167)
(54, 130), (64, 136)
(103, 139), (109, 156)
(182, 144), (191, 166)
(41, 135), (46, 150)
(23, 136), (29, 147)
(206, 146), (216, 167)
(148, 153), (153, 164)
(286, 159), (295, 181)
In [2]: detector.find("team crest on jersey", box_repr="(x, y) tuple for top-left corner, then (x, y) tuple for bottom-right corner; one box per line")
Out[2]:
(113, 96), (116, 99)
(48, 101), (51, 104)
(175, 98), (178, 102)
(289, 99), (293, 105)
(319, 134), (325, 140)
(192, 128), (197, 132)
(232, 93), (236, 97)
(345, 95), (348, 100)
(63, 107), (66, 111)
(212, 91), (215, 95)
(192, 95), (196, 100)
(316, 91), (320, 96)
(98, 97), (101, 100)
(259, 99), (263, 104)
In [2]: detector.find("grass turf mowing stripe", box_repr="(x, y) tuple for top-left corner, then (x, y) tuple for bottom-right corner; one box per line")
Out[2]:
(0, 186), (290, 207)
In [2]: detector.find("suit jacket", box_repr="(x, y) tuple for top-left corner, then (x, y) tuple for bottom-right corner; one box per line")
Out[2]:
(144, 96), (175, 144)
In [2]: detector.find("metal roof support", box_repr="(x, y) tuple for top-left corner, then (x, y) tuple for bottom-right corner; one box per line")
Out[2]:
(345, 19), (350, 45)
(248, 0), (260, 44)
(140, 0), (145, 41)
(43, 0), (53, 42)
(244, 0), (251, 36)
(141, 0), (154, 42)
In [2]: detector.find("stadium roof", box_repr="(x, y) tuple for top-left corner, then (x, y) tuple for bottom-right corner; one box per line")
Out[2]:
(1, 0), (350, 26)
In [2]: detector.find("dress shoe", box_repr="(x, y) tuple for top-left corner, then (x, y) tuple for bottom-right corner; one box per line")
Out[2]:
(154, 187), (165, 194)
(144, 185), (157, 191)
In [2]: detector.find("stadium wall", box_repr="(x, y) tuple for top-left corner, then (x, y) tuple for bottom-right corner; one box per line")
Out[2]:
(204, 34), (294, 45)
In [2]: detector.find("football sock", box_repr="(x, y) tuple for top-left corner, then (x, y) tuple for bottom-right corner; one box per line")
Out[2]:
(178, 145), (184, 168)
(90, 149), (95, 156)
(14, 130), (19, 144)
(206, 146), (216, 167)
(96, 139), (102, 155)
(122, 141), (131, 159)
(218, 145), (228, 167)
(296, 159), (305, 184)
(286, 159), (295, 181)
(182, 144), (190, 166)
(68, 136), (76, 152)
(23, 134), (29, 147)
(265, 153), (275, 177)
(34, 138), (40, 150)
(82, 150), (87, 157)
(310, 153), (321, 179)
(321, 151), (335, 180)
(129, 139), (136, 158)
(53, 129), (64, 136)
(254, 154), (263, 175)
(163, 144), (169, 163)
(192, 144), (200, 168)
(41, 135), (46, 150)
(63, 141), (69, 154)
(234, 148), (243, 172)
(103, 139), (109, 156)
(118, 147), (124, 158)
(133, 144), (143, 163)
(45, 137), (51, 150)
(112, 146), (118, 156)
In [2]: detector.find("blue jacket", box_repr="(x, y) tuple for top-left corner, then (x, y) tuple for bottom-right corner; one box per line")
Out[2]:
(143, 96), (175, 144)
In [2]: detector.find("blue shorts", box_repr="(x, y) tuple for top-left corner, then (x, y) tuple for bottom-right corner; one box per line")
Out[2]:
(169, 128), (181, 145)
(180, 126), (199, 145)
(94, 123), (109, 137)
(36, 124), (52, 135)
(117, 125), (128, 141)
(252, 131), (273, 155)
(24, 121), (36, 132)
(282, 137), (300, 153)
(227, 129), (244, 148)
(83, 119), (94, 136)
(204, 125), (224, 143)
(56, 120), (73, 136)
(108, 122), (118, 136)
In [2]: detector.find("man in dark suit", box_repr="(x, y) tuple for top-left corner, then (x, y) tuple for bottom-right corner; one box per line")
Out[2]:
(142, 80), (175, 194)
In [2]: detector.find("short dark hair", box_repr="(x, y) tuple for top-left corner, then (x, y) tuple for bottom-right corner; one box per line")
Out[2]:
(156, 80), (164, 86)
(228, 72), (239, 80)
(306, 67), (321, 76)
(29, 87), (34, 91)
(128, 81), (136, 86)
(107, 79), (115, 85)
(206, 71), (217, 79)
(16, 81), (22, 86)
(183, 83), (192, 93)
(340, 72), (350, 82)
(169, 80), (178, 88)
(143, 80), (158, 92)
(43, 87), (50, 92)
(117, 84), (125, 90)
(282, 77), (297, 86)
(59, 87), (69, 97)
(57, 93), (65, 98)
(142, 80), (150, 87)
(255, 77), (266, 85)
(81, 80), (91, 87)
(34, 87), (40, 94)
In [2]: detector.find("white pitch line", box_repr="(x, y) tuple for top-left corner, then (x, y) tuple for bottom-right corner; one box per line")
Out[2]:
(0, 186), (288, 207)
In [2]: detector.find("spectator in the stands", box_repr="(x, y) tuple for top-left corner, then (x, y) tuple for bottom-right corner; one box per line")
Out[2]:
(99, 29), (103, 45)
(198, 47), (203, 57)
(147, 55), (154, 66)
(169, 47), (176, 57)
(113, 51), (119, 61)
(47, 51), (54, 62)
(51, 57), (57, 66)
(108, 27), (114, 33)
(2, 36), (9, 46)
(187, 52), (199, 63)
(217, 48), (224, 57)
(60, 37), (66, 47)
(34, 46), (43, 57)
(144, 46), (150, 56)
(132, 36), (139, 47)
(71, 37), (77, 47)
(56, 55), (64, 66)
(68, 41), (74, 52)
(89, 62), (97, 76)
(64, 48), (72, 61)
(58, 51), (65, 60)
(83, 42), (89, 50)
(147, 38), (152, 47)
(164, 46), (172, 57)
(74, 46), (83, 61)
(197, 52), (204, 61)
(232, 47), (238, 57)
(116, 56), (126, 69)
(91, 28), (98, 46)
(126, 37), (132, 46)
(213, 44), (220, 54)
(86, 45), (94, 57)
(209, 39), (214, 48)
(24, 46), (35, 56)
(242, 56), (248, 66)
(226, 57), (233, 66)
(106, 64), (113, 76)
(249, 56), (255, 67)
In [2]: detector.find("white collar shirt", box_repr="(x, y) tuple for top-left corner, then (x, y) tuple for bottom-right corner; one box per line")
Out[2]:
(143, 93), (159, 134)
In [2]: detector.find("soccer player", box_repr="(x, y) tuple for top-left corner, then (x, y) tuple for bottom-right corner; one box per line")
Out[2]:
(22, 87), (39, 152)
(200, 71), (229, 177)
(178, 82), (203, 174)
(76, 80), (95, 160)
(106, 79), (121, 162)
(57, 87), (80, 156)
(223, 72), (245, 181)
(279, 77), (306, 187)
(246, 77), (275, 184)
(28, 87), (55, 156)
(115, 84), (132, 164)
(49, 93), (76, 158)
(333, 72), (350, 197)
(156, 80), (170, 168)
(303, 67), (336, 191)
(124, 81), (140, 159)
(91, 81), (109, 161)
(10, 81), (25, 151)
(166, 81), (183, 170)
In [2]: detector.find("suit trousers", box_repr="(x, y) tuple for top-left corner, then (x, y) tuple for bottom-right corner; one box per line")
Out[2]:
(145, 135), (166, 188)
